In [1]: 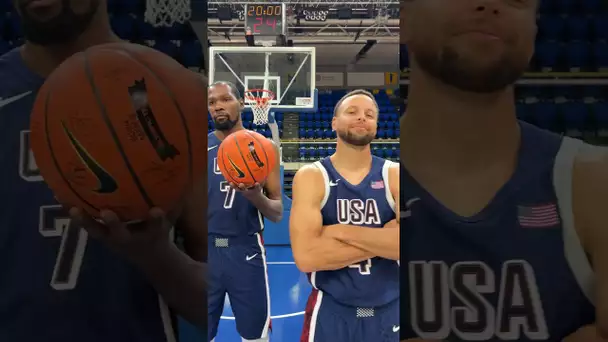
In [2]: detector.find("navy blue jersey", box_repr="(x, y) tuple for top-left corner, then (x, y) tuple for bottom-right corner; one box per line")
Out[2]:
(207, 132), (264, 236)
(0, 48), (175, 342)
(402, 122), (595, 341)
(310, 156), (399, 307)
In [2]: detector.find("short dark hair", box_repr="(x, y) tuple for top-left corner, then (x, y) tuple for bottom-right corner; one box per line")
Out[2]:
(209, 81), (242, 100)
(333, 89), (379, 117)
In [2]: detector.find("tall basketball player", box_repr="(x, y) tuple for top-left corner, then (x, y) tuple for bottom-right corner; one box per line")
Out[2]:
(207, 81), (283, 342)
(0, 0), (206, 340)
(290, 90), (400, 342)
(401, 0), (608, 341)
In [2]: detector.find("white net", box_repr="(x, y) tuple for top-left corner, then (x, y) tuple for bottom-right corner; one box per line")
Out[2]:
(245, 89), (275, 125)
(145, 0), (192, 27)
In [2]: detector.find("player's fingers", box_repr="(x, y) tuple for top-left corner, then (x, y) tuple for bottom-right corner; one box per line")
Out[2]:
(146, 207), (168, 230)
(69, 207), (107, 239)
(99, 210), (131, 242)
(237, 183), (247, 190)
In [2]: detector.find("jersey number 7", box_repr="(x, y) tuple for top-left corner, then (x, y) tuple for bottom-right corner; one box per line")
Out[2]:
(39, 205), (88, 291)
(220, 181), (236, 209)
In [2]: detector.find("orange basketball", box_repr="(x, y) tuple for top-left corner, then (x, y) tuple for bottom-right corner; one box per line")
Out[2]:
(29, 42), (207, 222)
(217, 130), (277, 187)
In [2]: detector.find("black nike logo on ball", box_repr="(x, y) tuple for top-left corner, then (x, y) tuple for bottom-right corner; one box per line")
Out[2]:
(227, 155), (246, 178)
(62, 121), (118, 194)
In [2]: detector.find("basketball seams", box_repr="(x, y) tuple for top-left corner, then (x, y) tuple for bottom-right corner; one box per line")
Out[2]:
(42, 65), (101, 213)
(115, 46), (195, 198)
(233, 132), (259, 184)
(245, 130), (271, 176)
(218, 142), (241, 185)
(82, 49), (155, 209)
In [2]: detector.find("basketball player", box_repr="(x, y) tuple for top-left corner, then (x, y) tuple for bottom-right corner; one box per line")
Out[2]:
(401, 0), (608, 341)
(290, 89), (400, 342)
(0, 0), (206, 340)
(207, 81), (283, 342)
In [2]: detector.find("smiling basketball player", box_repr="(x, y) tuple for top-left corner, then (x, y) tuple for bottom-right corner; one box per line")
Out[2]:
(290, 90), (400, 342)
(401, 0), (608, 341)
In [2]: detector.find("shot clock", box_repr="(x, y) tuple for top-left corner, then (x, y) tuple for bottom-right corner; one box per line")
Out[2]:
(245, 3), (286, 37)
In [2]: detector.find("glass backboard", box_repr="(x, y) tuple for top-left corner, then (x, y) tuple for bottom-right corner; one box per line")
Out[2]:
(208, 46), (317, 112)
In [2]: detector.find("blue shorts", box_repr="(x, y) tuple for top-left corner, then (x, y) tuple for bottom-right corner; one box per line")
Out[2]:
(208, 233), (271, 341)
(301, 290), (399, 342)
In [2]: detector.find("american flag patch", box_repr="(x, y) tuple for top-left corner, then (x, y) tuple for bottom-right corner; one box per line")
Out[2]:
(370, 180), (385, 189)
(517, 204), (560, 228)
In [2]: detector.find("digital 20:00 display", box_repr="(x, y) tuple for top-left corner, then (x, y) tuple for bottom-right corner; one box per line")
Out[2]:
(245, 4), (285, 36)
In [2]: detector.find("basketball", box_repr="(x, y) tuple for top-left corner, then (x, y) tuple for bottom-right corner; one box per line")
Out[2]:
(29, 42), (207, 222)
(217, 130), (277, 187)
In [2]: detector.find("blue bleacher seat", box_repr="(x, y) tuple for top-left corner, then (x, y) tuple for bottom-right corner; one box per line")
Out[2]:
(594, 102), (608, 131)
(581, 0), (603, 12)
(538, 15), (566, 41)
(531, 102), (560, 131)
(566, 41), (590, 70)
(535, 41), (561, 69)
(180, 40), (203, 67)
(566, 16), (589, 41)
(111, 13), (135, 39)
(153, 40), (178, 59)
(595, 42), (608, 69)
(562, 101), (588, 132)
(593, 14), (608, 40)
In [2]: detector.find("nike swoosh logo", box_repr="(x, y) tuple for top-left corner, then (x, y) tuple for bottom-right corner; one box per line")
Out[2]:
(392, 326), (400, 332)
(406, 198), (420, 207)
(0, 91), (32, 108)
(329, 179), (340, 186)
(227, 156), (246, 178)
(208, 145), (218, 151)
(61, 121), (118, 193)
(246, 253), (258, 261)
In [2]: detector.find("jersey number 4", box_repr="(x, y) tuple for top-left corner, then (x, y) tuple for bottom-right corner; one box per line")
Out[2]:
(349, 259), (372, 275)
(39, 205), (88, 291)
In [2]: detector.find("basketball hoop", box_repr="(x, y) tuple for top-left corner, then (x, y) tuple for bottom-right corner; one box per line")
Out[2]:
(145, 0), (191, 27)
(245, 89), (275, 125)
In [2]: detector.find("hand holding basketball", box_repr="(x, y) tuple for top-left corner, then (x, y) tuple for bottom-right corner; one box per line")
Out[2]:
(69, 207), (172, 257)
(230, 182), (264, 197)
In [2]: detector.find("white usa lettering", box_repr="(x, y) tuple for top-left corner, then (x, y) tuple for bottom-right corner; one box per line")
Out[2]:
(336, 198), (381, 225)
(409, 260), (549, 341)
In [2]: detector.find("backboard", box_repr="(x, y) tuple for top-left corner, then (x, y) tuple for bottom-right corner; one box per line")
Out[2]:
(208, 46), (317, 113)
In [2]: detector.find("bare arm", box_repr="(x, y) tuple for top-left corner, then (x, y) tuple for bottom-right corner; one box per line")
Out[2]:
(289, 165), (376, 273)
(132, 177), (207, 330)
(244, 141), (284, 222)
(327, 163), (400, 260)
(573, 147), (608, 338)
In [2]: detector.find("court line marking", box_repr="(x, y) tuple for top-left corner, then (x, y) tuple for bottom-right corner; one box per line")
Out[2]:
(221, 311), (305, 320)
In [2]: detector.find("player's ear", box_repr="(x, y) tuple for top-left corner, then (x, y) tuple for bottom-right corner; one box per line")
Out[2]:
(239, 98), (245, 110)
(331, 115), (337, 131)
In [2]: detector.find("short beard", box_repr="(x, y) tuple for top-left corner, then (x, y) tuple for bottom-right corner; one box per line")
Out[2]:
(337, 129), (375, 147)
(414, 45), (527, 93)
(213, 118), (238, 131)
(19, 0), (98, 46)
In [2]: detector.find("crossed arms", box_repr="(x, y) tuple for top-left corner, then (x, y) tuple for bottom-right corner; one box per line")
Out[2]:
(289, 163), (400, 273)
